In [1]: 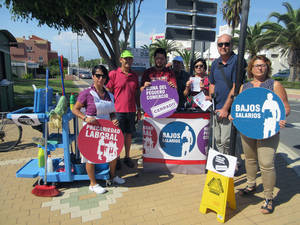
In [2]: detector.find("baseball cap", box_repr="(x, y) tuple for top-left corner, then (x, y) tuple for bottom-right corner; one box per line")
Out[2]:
(120, 50), (133, 58)
(172, 56), (183, 62)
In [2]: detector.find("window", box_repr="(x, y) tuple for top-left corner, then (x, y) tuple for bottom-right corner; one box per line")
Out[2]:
(39, 56), (43, 62)
(26, 46), (33, 52)
(28, 56), (32, 60)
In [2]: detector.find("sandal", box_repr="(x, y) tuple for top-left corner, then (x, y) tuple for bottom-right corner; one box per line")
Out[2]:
(261, 199), (274, 214)
(238, 186), (256, 196)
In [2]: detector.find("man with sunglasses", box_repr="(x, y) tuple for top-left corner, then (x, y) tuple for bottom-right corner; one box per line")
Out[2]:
(208, 34), (245, 155)
(106, 50), (141, 169)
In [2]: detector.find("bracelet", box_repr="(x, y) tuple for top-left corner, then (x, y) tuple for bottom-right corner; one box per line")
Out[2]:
(83, 115), (87, 122)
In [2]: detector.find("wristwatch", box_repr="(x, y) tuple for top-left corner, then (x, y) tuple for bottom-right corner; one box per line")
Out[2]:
(83, 115), (87, 122)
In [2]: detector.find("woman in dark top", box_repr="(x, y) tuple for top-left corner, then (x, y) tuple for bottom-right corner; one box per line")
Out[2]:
(184, 58), (209, 108)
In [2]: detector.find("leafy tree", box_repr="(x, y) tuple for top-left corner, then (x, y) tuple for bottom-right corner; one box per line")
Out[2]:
(78, 56), (85, 66)
(80, 58), (102, 69)
(260, 2), (300, 81)
(48, 57), (68, 77)
(222, 0), (242, 36)
(4, 0), (143, 69)
(233, 23), (265, 59)
(176, 49), (199, 73)
(48, 57), (68, 67)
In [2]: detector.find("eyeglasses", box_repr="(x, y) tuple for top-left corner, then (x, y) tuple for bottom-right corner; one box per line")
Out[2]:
(253, 64), (267, 68)
(94, 74), (106, 79)
(195, 64), (204, 69)
(217, 42), (230, 48)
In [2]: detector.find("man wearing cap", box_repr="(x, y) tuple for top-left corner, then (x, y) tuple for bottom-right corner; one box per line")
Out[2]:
(140, 48), (177, 92)
(172, 56), (190, 110)
(106, 50), (141, 169)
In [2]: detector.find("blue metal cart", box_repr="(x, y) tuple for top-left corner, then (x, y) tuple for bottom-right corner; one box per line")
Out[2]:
(7, 87), (110, 183)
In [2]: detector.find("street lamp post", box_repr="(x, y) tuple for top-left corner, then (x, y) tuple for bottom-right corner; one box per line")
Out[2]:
(77, 34), (80, 79)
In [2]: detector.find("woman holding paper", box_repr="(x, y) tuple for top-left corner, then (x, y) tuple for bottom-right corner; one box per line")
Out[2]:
(231, 55), (290, 214)
(184, 58), (209, 108)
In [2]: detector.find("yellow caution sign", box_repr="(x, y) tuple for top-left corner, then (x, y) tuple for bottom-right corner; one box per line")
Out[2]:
(199, 170), (236, 223)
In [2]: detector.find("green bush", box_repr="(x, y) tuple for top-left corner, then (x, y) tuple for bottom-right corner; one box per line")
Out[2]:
(272, 77), (288, 81)
(281, 81), (300, 89)
(22, 73), (33, 80)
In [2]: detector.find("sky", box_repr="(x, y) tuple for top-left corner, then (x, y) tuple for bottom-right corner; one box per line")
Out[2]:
(1, 0), (299, 62)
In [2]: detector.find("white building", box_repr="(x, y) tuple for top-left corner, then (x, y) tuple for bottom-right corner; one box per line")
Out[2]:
(203, 25), (288, 73)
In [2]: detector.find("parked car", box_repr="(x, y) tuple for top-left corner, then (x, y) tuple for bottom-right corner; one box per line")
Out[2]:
(272, 69), (290, 79)
(79, 71), (92, 79)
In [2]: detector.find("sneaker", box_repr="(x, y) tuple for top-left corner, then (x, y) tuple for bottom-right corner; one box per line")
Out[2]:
(112, 176), (125, 184)
(124, 157), (134, 168)
(137, 158), (143, 165)
(116, 159), (122, 170)
(89, 184), (106, 194)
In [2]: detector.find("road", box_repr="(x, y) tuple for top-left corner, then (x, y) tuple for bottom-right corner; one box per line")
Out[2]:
(280, 100), (300, 155)
(84, 78), (300, 153)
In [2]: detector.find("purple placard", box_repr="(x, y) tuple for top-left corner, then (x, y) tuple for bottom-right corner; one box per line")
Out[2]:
(140, 80), (179, 118)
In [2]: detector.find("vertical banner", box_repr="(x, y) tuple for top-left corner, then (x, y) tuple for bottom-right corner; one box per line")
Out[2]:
(143, 116), (209, 174)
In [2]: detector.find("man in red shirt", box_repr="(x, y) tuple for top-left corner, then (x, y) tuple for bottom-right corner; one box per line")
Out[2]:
(140, 48), (177, 92)
(106, 50), (141, 169)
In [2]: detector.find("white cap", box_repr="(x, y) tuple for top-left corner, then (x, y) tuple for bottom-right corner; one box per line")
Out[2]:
(172, 56), (183, 62)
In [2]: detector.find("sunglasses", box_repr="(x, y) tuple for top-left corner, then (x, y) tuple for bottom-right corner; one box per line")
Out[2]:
(195, 64), (204, 69)
(217, 42), (230, 47)
(94, 73), (106, 79)
(253, 64), (267, 68)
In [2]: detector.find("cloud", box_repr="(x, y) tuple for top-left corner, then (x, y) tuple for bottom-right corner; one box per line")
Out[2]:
(49, 29), (160, 61)
(136, 29), (159, 47)
(50, 31), (99, 60)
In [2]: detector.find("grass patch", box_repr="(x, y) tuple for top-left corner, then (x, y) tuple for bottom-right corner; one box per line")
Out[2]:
(279, 81), (300, 89)
(246, 78), (300, 89)
(13, 77), (80, 109)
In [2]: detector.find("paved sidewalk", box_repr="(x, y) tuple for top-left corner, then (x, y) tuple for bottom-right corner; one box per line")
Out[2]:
(0, 79), (299, 225)
(286, 88), (300, 101)
(1, 124), (300, 225)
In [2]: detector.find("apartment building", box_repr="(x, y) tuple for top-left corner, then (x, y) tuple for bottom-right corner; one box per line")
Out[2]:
(10, 35), (58, 77)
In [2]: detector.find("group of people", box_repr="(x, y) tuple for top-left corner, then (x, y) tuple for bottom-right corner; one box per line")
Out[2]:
(72, 33), (290, 215)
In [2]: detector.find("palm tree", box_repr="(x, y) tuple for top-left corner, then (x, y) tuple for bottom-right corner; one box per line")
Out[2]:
(260, 2), (300, 81)
(176, 49), (200, 72)
(150, 39), (178, 61)
(233, 22), (265, 59)
(222, 0), (242, 36)
(141, 44), (155, 66)
(119, 40), (129, 52)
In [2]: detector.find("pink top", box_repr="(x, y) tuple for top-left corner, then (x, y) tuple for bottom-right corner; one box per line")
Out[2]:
(106, 67), (139, 113)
